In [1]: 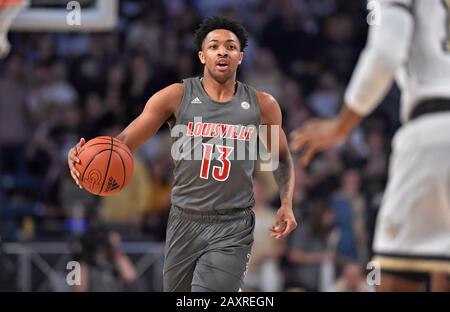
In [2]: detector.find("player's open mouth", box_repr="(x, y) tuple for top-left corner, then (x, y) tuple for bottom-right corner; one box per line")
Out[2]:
(216, 61), (229, 71)
(216, 64), (228, 70)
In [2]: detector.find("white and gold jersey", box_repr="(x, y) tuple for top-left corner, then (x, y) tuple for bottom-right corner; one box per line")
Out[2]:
(345, 0), (450, 122)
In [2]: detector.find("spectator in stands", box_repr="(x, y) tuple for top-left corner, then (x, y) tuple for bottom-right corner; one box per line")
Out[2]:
(100, 157), (152, 238)
(244, 177), (285, 292)
(71, 226), (137, 292)
(286, 200), (338, 291)
(0, 54), (29, 178)
(330, 169), (369, 266)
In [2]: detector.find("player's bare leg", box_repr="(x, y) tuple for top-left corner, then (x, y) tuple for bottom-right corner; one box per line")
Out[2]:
(431, 273), (450, 292)
(377, 273), (425, 292)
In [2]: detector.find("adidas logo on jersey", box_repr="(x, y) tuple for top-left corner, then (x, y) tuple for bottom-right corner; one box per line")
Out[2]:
(191, 97), (202, 104)
(105, 177), (120, 192)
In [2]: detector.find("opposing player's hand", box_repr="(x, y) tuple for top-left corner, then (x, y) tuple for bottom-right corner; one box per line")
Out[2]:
(270, 205), (297, 239)
(290, 118), (344, 167)
(67, 138), (85, 188)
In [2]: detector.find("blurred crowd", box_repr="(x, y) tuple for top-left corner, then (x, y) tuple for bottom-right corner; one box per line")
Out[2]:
(0, 0), (402, 291)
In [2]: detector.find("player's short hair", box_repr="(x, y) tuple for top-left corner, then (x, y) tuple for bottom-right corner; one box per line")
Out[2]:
(194, 16), (248, 51)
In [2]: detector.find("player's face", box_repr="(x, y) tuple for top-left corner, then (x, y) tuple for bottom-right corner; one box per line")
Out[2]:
(198, 29), (244, 82)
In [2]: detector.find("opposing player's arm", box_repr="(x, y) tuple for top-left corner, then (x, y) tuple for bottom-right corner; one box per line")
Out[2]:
(257, 91), (297, 239)
(116, 83), (183, 153)
(291, 3), (414, 166)
(344, 1), (414, 116)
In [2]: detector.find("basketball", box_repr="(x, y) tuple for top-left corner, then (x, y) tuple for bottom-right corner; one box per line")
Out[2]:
(74, 136), (134, 196)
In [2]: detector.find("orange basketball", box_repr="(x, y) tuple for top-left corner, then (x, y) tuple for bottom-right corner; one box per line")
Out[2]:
(74, 136), (134, 196)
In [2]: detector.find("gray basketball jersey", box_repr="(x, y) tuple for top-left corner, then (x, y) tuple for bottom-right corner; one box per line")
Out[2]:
(171, 77), (261, 211)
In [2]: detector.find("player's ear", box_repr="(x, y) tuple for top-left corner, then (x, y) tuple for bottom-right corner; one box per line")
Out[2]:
(198, 51), (206, 65)
(238, 51), (244, 65)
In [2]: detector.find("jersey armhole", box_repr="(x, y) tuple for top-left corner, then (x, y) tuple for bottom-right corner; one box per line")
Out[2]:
(250, 87), (262, 126)
(173, 79), (190, 125)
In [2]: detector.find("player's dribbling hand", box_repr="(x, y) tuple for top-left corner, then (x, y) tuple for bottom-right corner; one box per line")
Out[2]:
(270, 205), (297, 239)
(290, 118), (344, 167)
(67, 138), (85, 188)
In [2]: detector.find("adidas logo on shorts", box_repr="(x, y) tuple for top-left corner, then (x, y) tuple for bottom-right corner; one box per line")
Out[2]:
(191, 97), (202, 104)
(105, 177), (120, 192)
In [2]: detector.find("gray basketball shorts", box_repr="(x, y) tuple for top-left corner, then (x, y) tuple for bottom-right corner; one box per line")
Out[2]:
(163, 205), (255, 292)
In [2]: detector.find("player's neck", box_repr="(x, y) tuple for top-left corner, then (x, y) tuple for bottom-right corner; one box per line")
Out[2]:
(200, 74), (237, 103)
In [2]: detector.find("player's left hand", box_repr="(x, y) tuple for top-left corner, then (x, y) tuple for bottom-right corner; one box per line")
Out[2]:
(270, 205), (297, 239)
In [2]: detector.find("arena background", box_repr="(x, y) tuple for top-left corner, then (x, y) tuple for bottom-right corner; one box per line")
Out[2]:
(0, 0), (402, 292)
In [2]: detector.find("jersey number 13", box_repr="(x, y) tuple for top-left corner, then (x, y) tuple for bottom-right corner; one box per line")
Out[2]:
(200, 143), (233, 182)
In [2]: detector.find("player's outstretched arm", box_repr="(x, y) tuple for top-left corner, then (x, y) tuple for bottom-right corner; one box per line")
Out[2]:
(67, 83), (183, 188)
(257, 92), (297, 239)
(290, 105), (363, 167)
(290, 2), (413, 167)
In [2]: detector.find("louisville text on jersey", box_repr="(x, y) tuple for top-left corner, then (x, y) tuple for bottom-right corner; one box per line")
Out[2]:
(186, 121), (256, 141)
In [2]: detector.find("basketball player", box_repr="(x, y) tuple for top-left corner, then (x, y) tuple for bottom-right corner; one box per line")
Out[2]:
(291, 0), (450, 291)
(68, 16), (297, 292)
